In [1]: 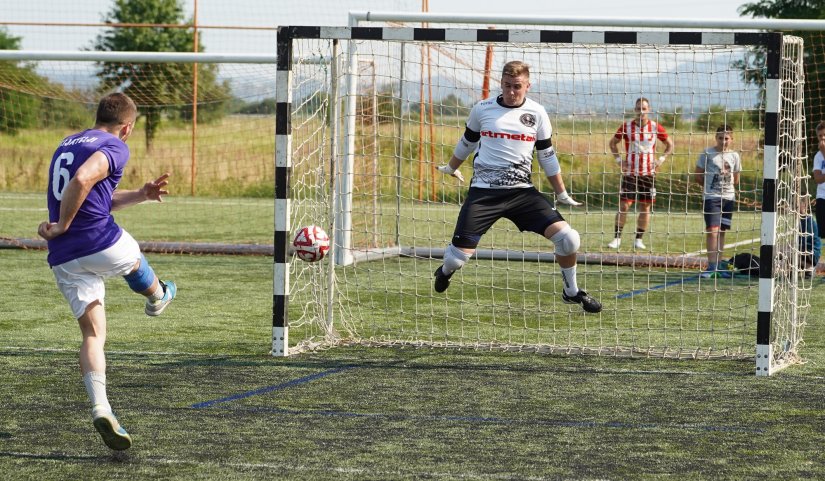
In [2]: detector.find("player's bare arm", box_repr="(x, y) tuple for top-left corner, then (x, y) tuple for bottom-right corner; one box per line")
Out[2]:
(658, 136), (675, 166)
(38, 151), (109, 241)
(694, 167), (706, 187)
(609, 136), (622, 164)
(814, 168), (825, 185)
(112, 172), (171, 211)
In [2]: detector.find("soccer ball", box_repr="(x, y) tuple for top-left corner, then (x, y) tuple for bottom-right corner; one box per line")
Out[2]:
(292, 225), (330, 262)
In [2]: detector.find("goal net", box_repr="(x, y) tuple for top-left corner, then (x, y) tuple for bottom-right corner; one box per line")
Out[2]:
(276, 26), (814, 375)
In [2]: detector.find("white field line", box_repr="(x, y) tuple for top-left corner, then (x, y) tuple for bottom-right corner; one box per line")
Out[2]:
(685, 236), (761, 257)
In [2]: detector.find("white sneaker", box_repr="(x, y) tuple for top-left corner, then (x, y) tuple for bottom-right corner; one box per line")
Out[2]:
(92, 411), (132, 451)
(634, 238), (646, 250)
(607, 238), (621, 249)
(145, 280), (177, 317)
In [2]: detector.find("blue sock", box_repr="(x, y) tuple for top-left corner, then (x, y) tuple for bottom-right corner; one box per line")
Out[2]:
(707, 262), (717, 271)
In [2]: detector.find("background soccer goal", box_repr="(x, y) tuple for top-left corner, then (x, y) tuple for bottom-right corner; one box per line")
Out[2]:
(274, 24), (814, 375)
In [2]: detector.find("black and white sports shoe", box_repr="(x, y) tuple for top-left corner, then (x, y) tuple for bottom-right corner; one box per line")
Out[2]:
(562, 290), (602, 313)
(433, 266), (453, 293)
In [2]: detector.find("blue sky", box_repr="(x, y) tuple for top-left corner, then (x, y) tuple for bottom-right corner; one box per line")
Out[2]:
(3, 0), (752, 53)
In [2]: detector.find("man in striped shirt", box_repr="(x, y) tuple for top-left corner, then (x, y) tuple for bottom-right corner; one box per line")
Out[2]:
(607, 97), (674, 250)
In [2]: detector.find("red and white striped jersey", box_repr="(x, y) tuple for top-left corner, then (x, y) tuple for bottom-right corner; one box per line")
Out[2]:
(614, 119), (669, 176)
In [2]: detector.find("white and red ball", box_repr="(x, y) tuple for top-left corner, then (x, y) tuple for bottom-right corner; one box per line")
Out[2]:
(292, 225), (330, 262)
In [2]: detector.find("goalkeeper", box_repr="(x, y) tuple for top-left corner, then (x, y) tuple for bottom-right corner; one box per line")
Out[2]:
(434, 60), (601, 313)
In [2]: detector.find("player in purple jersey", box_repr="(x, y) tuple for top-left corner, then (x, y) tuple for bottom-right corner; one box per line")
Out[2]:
(38, 92), (177, 451)
(434, 60), (601, 313)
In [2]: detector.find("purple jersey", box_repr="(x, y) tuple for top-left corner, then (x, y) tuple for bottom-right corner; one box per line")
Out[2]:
(46, 129), (130, 266)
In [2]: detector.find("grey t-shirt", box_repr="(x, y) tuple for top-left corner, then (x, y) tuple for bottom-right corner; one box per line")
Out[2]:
(696, 147), (741, 200)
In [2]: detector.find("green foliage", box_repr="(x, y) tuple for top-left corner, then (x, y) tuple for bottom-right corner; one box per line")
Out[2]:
(0, 87), (41, 135)
(409, 93), (470, 118)
(0, 26), (20, 49)
(40, 97), (93, 130)
(92, 0), (231, 150)
(235, 97), (277, 115)
(658, 106), (687, 131)
(738, 0), (825, 148)
(0, 28), (39, 134)
(694, 104), (755, 132)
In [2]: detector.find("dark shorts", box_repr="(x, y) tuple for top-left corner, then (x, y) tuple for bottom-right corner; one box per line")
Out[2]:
(703, 198), (735, 230)
(619, 175), (656, 203)
(451, 187), (565, 248)
(816, 198), (825, 238)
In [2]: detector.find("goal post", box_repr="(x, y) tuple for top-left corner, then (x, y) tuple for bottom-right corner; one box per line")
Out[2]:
(274, 24), (813, 375)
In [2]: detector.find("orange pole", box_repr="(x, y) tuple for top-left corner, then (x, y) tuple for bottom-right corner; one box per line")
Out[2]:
(417, 0), (427, 202)
(427, 43), (437, 201)
(190, 0), (199, 196)
(482, 29), (494, 99)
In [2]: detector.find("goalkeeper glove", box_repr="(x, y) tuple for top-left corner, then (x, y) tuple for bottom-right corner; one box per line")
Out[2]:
(437, 164), (464, 183)
(614, 155), (622, 165)
(656, 155), (667, 167)
(557, 191), (582, 206)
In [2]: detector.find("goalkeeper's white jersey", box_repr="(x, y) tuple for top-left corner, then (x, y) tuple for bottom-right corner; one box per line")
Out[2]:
(466, 95), (552, 189)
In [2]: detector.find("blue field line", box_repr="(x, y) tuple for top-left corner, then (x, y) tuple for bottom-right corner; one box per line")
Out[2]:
(205, 405), (764, 434)
(615, 274), (701, 299)
(191, 366), (355, 409)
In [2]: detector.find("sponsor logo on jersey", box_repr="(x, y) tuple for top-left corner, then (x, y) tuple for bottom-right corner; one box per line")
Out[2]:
(519, 113), (536, 127)
(480, 130), (536, 142)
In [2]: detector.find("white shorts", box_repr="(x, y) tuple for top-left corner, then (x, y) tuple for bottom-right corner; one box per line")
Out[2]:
(51, 230), (142, 319)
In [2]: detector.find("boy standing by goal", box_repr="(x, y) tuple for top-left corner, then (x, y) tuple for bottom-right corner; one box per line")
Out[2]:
(694, 124), (741, 278)
(813, 121), (825, 240)
(38, 92), (177, 451)
(607, 97), (674, 250)
(434, 60), (601, 313)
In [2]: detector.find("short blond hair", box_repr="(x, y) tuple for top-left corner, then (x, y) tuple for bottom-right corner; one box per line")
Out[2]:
(502, 60), (529, 79)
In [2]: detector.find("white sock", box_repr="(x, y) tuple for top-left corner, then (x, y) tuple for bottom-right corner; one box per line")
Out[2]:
(560, 266), (579, 297)
(83, 371), (111, 416)
(147, 282), (164, 302)
(443, 244), (471, 275)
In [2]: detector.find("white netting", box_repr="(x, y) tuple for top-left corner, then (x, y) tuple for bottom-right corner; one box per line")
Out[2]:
(283, 31), (810, 368)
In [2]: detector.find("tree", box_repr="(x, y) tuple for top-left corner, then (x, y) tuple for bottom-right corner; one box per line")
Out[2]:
(694, 104), (754, 132)
(737, 1), (825, 148)
(658, 106), (686, 131)
(0, 28), (41, 134)
(0, 27), (20, 50)
(0, 28), (94, 135)
(93, 0), (231, 151)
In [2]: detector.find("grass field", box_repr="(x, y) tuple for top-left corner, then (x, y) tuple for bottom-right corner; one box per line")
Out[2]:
(2, 114), (820, 479)
(2, 246), (825, 480)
